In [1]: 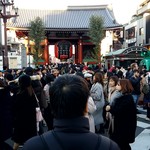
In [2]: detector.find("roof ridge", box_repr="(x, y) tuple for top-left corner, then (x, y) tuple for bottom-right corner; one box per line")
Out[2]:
(67, 5), (108, 10)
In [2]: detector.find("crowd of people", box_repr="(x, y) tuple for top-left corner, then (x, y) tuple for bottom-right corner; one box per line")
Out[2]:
(0, 62), (150, 150)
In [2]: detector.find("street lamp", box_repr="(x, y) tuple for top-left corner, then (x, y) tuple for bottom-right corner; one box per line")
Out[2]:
(0, 0), (19, 69)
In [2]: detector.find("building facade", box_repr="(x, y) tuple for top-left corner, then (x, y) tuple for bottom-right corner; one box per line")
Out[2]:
(124, 0), (150, 48)
(2, 5), (122, 69)
(104, 0), (150, 69)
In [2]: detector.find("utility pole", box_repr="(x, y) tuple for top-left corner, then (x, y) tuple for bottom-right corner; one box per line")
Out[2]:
(0, 0), (18, 68)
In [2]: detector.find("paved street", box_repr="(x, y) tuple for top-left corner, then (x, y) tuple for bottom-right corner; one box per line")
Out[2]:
(131, 107), (150, 150)
(5, 107), (150, 150)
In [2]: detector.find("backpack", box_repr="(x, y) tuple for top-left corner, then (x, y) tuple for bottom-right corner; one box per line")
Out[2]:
(142, 76), (150, 94)
(142, 76), (150, 103)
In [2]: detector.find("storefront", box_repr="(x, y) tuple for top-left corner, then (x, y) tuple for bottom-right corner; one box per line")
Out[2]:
(104, 46), (149, 69)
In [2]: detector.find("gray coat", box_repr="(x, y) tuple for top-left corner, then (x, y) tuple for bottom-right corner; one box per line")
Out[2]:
(90, 82), (105, 125)
(109, 90), (122, 106)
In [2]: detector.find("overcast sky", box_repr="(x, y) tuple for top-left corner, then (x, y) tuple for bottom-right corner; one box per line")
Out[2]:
(14, 0), (142, 24)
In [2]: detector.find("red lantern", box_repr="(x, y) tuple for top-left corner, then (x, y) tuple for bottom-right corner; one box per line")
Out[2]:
(55, 40), (72, 59)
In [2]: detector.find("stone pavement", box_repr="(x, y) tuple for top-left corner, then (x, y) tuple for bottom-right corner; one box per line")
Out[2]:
(5, 107), (150, 150)
(130, 107), (150, 150)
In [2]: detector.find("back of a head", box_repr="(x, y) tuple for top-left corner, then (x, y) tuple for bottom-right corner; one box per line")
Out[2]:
(4, 73), (14, 81)
(50, 74), (89, 119)
(94, 72), (103, 85)
(24, 67), (33, 76)
(119, 79), (133, 94)
(19, 75), (31, 89)
(45, 74), (54, 84)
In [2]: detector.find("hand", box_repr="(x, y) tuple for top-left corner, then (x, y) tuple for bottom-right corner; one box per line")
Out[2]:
(141, 74), (144, 78)
(106, 105), (111, 111)
(13, 143), (20, 150)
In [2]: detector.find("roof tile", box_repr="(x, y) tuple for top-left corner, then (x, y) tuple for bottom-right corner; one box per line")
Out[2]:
(7, 5), (121, 29)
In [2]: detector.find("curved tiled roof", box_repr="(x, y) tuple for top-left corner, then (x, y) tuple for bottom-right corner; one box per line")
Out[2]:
(7, 5), (121, 30)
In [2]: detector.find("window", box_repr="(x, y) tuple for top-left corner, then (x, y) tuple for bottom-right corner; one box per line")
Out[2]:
(139, 28), (144, 35)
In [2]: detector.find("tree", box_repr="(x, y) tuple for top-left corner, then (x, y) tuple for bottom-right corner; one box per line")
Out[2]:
(88, 15), (105, 65)
(29, 17), (45, 65)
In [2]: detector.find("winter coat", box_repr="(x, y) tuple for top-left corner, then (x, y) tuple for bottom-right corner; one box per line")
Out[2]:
(90, 82), (105, 125)
(0, 87), (13, 141)
(12, 89), (37, 144)
(108, 89), (122, 105)
(109, 94), (137, 144)
(22, 117), (120, 150)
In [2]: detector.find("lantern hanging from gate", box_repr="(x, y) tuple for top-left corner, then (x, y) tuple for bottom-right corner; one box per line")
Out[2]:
(55, 40), (72, 59)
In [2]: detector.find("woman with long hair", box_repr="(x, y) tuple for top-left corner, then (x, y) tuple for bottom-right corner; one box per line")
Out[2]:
(90, 72), (105, 133)
(106, 79), (137, 150)
(12, 75), (37, 150)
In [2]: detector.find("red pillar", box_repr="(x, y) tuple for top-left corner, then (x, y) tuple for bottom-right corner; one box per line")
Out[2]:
(44, 39), (49, 65)
(78, 39), (83, 64)
(75, 45), (78, 64)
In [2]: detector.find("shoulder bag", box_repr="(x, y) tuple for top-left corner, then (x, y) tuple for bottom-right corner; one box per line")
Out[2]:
(33, 89), (43, 122)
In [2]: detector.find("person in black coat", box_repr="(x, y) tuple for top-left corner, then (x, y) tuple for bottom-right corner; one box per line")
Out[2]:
(0, 79), (13, 150)
(22, 75), (120, 150)
(12, 75), (37, 150)
(106, 79), (137, 150)
(24, 67), (45, 135)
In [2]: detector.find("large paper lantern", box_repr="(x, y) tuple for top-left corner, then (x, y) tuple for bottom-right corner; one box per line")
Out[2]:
(55, 40), (72, 59)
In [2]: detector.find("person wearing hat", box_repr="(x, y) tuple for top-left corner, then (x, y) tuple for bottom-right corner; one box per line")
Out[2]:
(84, 72), (93, 90)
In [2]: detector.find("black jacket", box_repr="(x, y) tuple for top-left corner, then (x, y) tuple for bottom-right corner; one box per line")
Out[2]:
(110, 94), (137, 144)
(23, 117), (120, 150)
(0, 87), (13, 141)
(129, 76), (141, 95)
(12, 89), (37, 144)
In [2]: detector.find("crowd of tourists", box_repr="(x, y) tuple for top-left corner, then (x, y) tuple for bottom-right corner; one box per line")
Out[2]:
(0, 62), (150, 150)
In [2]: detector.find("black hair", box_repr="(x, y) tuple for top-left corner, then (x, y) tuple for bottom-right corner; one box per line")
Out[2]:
(19, 74), (31, 89)
(45, 74), (54, 84)
(4, 73), (14, 81)
(50, 74), (89, 119)
(24, 67), (34, 76)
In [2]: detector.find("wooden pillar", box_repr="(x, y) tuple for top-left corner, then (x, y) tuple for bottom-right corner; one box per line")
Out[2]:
(44, 39), (49, 65)
(78, 39), (83, 64)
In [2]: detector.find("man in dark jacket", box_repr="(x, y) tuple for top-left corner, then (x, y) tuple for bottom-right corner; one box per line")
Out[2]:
(129, 69), (141, 107)
(22, 74), (120, 150)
